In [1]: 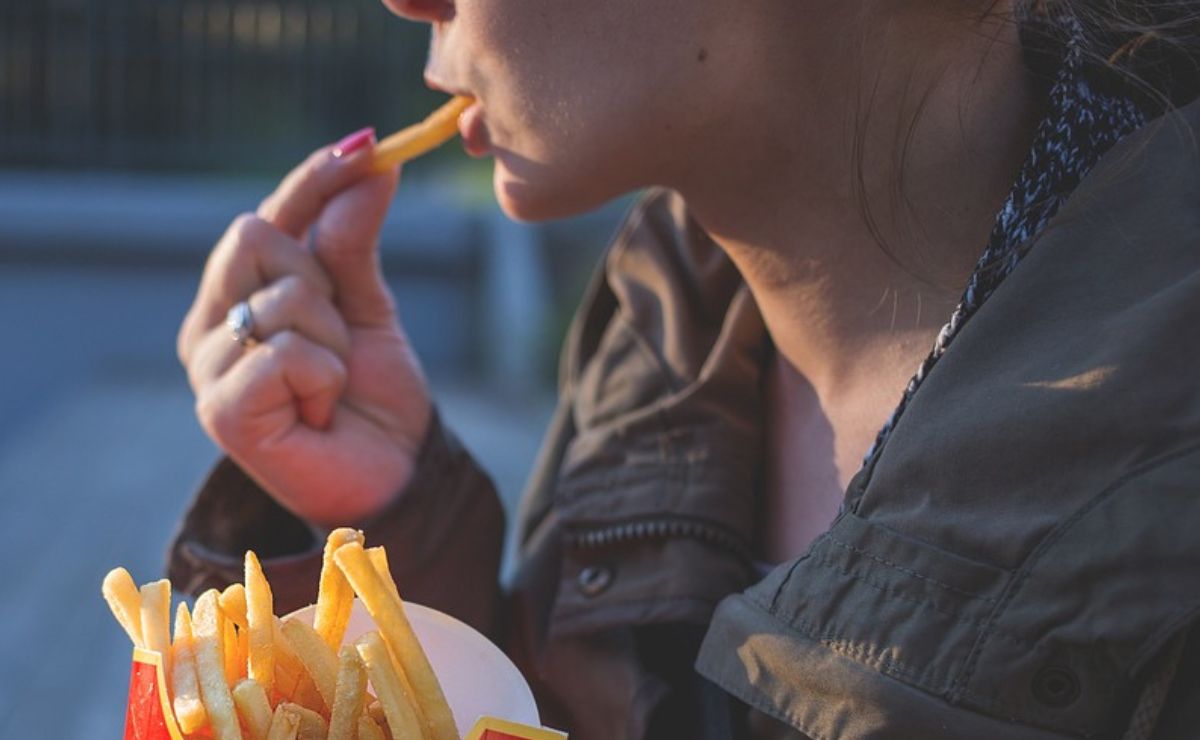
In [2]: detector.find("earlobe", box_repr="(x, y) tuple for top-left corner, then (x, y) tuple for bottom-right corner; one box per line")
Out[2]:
(381, 0), (454, 23)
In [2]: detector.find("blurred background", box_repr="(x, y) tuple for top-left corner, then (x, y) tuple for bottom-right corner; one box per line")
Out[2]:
(0, 0), (629, 735)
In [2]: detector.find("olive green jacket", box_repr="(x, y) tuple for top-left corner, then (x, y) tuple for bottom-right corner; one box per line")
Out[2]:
(170, 98), (1200, 739)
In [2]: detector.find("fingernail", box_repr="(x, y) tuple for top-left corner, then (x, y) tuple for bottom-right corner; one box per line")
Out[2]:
(332, 127), (375, 158)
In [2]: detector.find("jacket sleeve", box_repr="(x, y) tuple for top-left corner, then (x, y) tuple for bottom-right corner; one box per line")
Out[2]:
(167, 409), (505, 634)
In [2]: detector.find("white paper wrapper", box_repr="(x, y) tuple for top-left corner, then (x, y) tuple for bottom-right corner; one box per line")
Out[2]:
(287, 599), (540, 734)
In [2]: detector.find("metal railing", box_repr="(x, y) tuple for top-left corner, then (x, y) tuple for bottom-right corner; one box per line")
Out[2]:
(0, 0), (435, 172)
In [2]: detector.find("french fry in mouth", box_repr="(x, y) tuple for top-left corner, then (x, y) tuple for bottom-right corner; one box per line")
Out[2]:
(373, 95), (474, 171)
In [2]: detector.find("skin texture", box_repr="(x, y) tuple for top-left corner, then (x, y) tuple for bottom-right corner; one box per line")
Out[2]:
(180, 0), (1039, 545)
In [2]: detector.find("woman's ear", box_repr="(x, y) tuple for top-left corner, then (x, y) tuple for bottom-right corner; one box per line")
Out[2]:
(380, 0), (454, 23)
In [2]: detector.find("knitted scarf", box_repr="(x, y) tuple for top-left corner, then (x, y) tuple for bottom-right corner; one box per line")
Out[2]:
(862, 8), (1147, 466)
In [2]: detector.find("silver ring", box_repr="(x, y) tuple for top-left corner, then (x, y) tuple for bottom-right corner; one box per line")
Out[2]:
(226, 301), (257, 347)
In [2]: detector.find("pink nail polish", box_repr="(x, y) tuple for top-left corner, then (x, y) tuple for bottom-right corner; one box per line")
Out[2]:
(332, 127), (375, 158)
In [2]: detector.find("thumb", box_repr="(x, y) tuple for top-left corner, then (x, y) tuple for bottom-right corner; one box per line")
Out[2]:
(313, 167), (401, 328)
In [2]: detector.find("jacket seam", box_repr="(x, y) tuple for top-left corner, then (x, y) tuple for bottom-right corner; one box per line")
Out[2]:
(743, 595), (951, 689)
(816, 559), (1032, 648)
(715, 598), (1049, 739)
(954, 439), (1200, 704)
(824, 534), (1001, 603)
(769, 555), (811, 615)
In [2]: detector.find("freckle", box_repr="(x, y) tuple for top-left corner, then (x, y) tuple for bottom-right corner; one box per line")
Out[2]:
(697, 48), (708, 63)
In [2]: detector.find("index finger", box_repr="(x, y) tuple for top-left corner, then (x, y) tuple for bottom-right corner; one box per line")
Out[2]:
(258, 130), (385, 240)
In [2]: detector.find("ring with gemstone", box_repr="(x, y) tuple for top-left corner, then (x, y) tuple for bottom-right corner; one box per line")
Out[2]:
(226, 301), (257, 347)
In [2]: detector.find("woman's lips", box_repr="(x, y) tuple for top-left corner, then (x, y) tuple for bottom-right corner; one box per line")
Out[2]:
(458, 99), (491, 158)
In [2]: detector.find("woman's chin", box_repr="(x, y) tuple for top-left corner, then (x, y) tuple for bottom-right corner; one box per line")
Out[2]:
(492, 157), (610, 223)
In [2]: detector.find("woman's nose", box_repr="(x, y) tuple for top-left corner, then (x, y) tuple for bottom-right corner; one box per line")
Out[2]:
(380, 0), (454, 23)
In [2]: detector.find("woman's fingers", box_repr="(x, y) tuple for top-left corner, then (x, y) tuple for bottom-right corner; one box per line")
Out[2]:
(179, 214), (333, 364)
(185, 275), (352, 392)
(312, 172), (400, 329)
(257, 135), (378, 241)
(256, 132), (401, 330)
(196, 331), (348, 449)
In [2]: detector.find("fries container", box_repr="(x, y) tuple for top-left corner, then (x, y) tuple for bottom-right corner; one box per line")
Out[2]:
(121, 600), (565, 739)
(123, 647), (183, 740)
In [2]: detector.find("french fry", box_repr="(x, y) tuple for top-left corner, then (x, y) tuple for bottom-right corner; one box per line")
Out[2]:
(367, 700), (386, 728)
(357, 552), (424, 727)
(139, 579), (172, 677)
(314, 528), (364, 652)
(265, 704), (300, 740)
(232, 678), (274, 740)
(238, 624), (251, 676)
(271, 618), (325, 712)
(220, 583), (249, 630)
(193, 590), (245, 740)
(245, 551), (275, 696)
(171, 602), (209, 734)
(355, 631), (425, 740)
(366, 546), (401, 603)
(327, 645), (368, 740)
(292, 676), (327, 718)
(357, 714), (388, 740)
(336, 542), (456, 740)
(280, 702), (329, 740)
(272, 652), (302, 704)
(224, 615), (243, 684)
(280, 617), (339, 713)
(372, 95), (474, 171)
(101, 567), (144, 647)
(269, 618), (306, 702)
(221, 582), (252, 682)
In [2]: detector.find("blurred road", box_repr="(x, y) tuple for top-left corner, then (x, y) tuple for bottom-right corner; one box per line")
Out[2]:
(0, 263), (555, 737)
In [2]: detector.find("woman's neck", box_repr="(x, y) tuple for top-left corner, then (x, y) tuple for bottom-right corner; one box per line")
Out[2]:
(673, 2), (1040, 407)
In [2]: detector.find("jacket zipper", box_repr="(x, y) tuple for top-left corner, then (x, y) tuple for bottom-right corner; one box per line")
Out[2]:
(565, 517), (755, 564)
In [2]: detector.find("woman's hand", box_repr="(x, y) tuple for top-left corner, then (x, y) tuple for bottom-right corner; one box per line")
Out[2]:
(177, 133), (433, 527)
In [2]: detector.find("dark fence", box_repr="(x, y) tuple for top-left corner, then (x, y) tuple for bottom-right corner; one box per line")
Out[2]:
(0, 0), (438, 172)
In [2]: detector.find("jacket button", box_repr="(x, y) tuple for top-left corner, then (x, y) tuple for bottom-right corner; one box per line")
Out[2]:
(1032, 665), (1080, 708)
(578, 565), (614, 597)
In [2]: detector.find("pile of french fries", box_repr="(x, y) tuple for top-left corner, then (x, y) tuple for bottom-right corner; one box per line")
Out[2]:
(103, 529), (458, 740)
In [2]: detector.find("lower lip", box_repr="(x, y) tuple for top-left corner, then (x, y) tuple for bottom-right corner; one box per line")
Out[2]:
(458, 100), (491, 158)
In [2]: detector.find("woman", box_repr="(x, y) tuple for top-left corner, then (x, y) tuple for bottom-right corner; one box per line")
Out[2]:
(170, 0), (1200, 736)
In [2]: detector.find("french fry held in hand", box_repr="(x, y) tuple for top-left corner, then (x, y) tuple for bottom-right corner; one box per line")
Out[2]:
(372, 95), (474, 172)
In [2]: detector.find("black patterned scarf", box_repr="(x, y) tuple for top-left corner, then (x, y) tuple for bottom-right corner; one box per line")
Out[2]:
(862, 8), (1148, 466)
